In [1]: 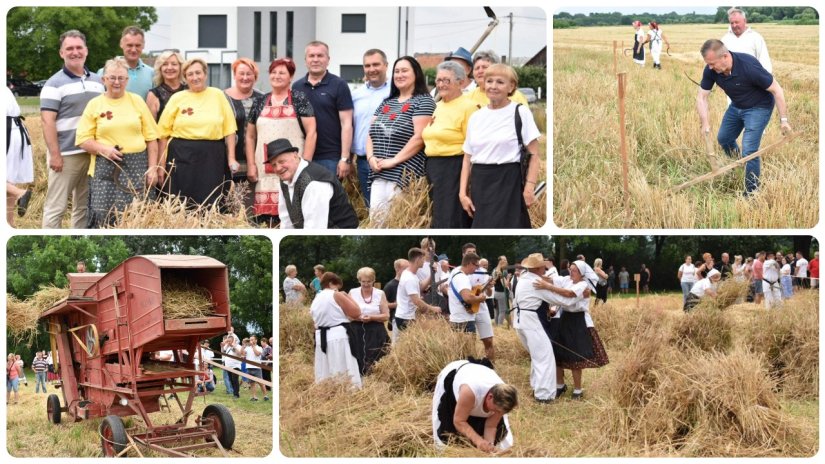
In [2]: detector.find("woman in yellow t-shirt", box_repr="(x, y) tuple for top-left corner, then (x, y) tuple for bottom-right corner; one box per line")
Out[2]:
(76, 58), (159, 228)
(467, 50), (530, 108)
(157, 58), (238, 206)
(421, 60), (479, 229)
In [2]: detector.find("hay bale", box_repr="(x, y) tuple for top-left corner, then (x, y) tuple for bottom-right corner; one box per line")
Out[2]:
(279, 303), (315, 357)
(672, 305), (733, 353)
(6, 295), (40, 344)
(741, 291), (819, 398)
(161, 279), (215, 319)
(371, 317), (482, 392)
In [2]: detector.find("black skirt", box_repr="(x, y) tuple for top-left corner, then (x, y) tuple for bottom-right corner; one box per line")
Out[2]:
(426, 155), (471, 229)
(349, 321), (389, 376)
(470, 163), (530, 228)
(595, 283), (608, 303)
(165, 138), (229, 206)
(549, 311), (609, 370)
(88, 151), (152, 228)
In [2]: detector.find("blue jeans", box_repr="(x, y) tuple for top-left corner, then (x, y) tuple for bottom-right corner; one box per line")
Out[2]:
(314, 158), (338, 176)
(356, 155), (371, 207)
(451, 320), (476, 333)
(717, 104), (773, 194)
(222, 368), (234, 395)
(680, 282), (694, 305)
(35, 371), (47, 393)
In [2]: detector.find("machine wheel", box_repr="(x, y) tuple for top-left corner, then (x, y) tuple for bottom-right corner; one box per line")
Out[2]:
(202, 404), (235, 450)
(100, 415), (128, 457)
(46, 394), (61, 424)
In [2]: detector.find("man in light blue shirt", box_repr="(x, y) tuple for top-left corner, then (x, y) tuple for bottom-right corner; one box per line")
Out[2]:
(98, 26), (154, 99)
(350, 49), (390, 207)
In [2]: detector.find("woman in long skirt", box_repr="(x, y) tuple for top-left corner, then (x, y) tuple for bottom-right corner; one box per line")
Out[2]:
(310, 272), (362, 388)
(348, 267), (390, 375)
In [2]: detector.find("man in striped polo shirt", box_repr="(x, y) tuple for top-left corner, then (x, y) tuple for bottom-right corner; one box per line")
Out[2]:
(32, 351), (49, 394)
(40, 29), (105, 228)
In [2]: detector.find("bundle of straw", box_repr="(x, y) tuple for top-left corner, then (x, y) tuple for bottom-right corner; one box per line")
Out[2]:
(279, 303), (315, 357)
(161, 279), (215, 319)
(672, 305), (733, 353)
(370, 317), (481, 392)
(111, 194), (254, 229)
(28, 285), (71, 312)
(713, 279), (751, 309)
(6, 295), (40, 344)
(360, 175), (432, 229)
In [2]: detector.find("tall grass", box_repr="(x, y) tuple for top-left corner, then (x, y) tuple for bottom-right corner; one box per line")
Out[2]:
(553, 24), (818, 228)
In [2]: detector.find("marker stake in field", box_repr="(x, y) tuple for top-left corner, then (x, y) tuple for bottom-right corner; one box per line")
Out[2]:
(617, 72), (630, 221)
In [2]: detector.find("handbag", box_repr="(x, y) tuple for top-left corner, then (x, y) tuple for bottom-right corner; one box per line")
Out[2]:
(514, 104), (532, 186)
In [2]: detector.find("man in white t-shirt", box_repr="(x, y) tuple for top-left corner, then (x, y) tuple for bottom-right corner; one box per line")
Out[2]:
(794, 251), (809, 290)
(460, 243), (496, 360)
(447, 252), (492, 333)
(395, 247), (441, 336)
(721, 7), (772, 72)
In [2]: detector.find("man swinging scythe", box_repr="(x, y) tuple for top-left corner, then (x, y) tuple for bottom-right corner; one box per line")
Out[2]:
(695, 39), (792, 196)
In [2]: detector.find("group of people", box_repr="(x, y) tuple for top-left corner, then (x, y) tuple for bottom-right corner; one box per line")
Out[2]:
(6, 351), (56, 405)
(217, 328), (273, 401)
(296, 239), (609, 453)
(10, 23), (541, 229)
(680, 250), (818, 311)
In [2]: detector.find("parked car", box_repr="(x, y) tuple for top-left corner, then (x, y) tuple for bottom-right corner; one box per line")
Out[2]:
(518, 87), (538, 104)
(7, 78), (42, 97)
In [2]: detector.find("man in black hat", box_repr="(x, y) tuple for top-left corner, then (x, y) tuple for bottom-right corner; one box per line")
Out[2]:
(265, 138), (358, 229)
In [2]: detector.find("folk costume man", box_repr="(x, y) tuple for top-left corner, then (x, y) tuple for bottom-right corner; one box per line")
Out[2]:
(265, 138), (357, 229)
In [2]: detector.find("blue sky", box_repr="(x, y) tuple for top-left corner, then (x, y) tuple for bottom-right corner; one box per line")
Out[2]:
(555, 7), (718, 15)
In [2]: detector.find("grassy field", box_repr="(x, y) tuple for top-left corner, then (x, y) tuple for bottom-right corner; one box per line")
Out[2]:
(6, 368), (273, 457)
(553, 24), (818, 228)
(279, 290), (818, 457)
(11, 102), (546, 229)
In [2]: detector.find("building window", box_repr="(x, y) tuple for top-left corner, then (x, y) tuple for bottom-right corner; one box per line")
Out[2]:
(207, 63), (231, 89)
(198, 15), (227, 48)
(286, 11), (294, 58)
(253, 12), (261, 62)
(269, 12), (278, 61)
(340, 65), (364, 83)
(341, 14), (366, 33)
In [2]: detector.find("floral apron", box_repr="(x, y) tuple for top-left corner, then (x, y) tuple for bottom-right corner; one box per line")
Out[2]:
(253, 91), (305, 216)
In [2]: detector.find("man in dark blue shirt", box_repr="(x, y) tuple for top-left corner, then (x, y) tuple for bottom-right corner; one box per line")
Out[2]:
(696, 39), (791, 195)
(292, 41), (354, 179)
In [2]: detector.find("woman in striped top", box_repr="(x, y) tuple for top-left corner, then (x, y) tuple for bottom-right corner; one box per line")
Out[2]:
(366, 56), (435, 225)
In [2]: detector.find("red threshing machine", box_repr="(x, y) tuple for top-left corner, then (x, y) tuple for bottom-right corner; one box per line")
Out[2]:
(39, 255), (236, 457)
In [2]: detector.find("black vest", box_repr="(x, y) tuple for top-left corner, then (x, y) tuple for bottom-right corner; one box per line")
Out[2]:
(280, 162), (358, 229)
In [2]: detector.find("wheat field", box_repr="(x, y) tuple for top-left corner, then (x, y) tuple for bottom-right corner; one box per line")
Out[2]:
(553, 24), (818, 228)
(279, 291), (818, 457)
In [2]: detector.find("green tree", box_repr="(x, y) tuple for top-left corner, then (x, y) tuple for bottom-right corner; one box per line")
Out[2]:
(6, 6), (157, 80)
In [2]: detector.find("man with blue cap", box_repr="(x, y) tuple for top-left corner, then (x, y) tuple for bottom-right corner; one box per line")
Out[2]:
(432, 46), (477, 97)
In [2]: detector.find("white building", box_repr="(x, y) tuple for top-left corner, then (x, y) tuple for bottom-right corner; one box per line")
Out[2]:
(154, 7), (414, 91)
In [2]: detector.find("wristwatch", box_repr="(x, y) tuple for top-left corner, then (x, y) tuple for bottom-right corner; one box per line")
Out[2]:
(340, 157), (352, 165)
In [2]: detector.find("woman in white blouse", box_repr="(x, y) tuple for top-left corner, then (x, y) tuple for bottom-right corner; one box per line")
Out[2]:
(348, 267), (390, 375)
(310, 272), (362, 388)
(684, 269), (721, 312)
(677, 255), (697, 306)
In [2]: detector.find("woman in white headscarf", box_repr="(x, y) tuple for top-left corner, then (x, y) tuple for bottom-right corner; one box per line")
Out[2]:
(684, 268), (721, 312)
(533, 260), (609, 400)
